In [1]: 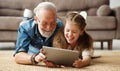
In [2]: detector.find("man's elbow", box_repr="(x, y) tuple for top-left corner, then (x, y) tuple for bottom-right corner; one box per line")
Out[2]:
(14, 53), (21, 64)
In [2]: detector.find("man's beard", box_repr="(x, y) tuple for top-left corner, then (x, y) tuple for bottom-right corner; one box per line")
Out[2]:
(39, 28), (55, 38)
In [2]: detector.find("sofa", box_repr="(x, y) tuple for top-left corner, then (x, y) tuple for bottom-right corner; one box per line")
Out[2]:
(0, 0), (43, 43)
(0, 0), (120, 50)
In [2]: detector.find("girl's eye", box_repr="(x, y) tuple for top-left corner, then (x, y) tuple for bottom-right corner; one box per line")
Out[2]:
(65, 29), (69, 32)
(73, 32), (76, 33)
(67, 30), (69, 32)
(72, 31), (77, 33)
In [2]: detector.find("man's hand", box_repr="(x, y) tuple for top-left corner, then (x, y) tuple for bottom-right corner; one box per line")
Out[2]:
(34, 53), (46, 63)
(38, 48), (59, 67)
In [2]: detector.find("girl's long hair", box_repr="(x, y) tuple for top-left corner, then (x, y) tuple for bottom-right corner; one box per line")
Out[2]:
(53, 12), (93, 51)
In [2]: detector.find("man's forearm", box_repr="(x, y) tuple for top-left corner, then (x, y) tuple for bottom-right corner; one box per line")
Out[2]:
(14, 52), (32, 64)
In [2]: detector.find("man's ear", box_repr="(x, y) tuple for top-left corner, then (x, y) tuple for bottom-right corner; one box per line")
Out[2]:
(34, 16), (37, 24)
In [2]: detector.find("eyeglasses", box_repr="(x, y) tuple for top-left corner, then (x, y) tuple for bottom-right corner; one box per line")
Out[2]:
(36, 16), (41, 24)
(36, 16), (56, 29)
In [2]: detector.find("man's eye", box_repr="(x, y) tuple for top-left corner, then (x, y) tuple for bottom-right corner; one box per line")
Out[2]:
(42, 22), (47, 25)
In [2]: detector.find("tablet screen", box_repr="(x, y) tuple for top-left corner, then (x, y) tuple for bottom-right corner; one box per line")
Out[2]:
(43, 46), (79, 66)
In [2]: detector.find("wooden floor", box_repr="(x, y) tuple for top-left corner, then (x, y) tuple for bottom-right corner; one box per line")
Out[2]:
(0, 50), (120, 71)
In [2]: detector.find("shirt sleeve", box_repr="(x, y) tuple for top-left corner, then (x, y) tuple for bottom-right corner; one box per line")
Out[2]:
(56, 18), (63, 28)
(14, 21), (31, 55)
(82, 49), (94, 57)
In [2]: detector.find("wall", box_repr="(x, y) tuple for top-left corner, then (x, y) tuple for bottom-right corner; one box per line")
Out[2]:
(110, 0), (120, 8)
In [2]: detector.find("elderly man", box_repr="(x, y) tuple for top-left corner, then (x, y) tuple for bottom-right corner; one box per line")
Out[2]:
(14, 2), (63, 65)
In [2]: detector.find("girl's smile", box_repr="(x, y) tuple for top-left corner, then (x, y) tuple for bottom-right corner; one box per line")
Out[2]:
(64, 21), (82, 46)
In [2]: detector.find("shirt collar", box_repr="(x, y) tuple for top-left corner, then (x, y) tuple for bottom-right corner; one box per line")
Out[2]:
(34, 24), (47, 41)
(35, 24), (41, 37)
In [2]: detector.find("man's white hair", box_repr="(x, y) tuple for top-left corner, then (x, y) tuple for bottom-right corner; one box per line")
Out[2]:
(34, 2), (57, 16)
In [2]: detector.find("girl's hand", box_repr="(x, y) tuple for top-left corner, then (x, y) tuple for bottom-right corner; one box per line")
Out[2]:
(73, 59), (83, 68)
(44, 60), (59, 67)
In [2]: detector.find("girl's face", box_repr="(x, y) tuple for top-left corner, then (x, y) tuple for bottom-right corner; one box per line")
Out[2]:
(64, 21), (83, 46)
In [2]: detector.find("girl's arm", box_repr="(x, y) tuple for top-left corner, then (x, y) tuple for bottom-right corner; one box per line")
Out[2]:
(73, 55), (91, 68)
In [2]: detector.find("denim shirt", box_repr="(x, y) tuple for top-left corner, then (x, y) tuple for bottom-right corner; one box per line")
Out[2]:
(15, 18), (63, 55)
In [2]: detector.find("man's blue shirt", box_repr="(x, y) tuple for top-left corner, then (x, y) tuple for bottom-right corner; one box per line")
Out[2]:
(15, 18), (63, 55)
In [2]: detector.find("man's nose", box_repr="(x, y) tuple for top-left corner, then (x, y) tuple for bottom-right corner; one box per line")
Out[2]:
(46, 25), (52, 31)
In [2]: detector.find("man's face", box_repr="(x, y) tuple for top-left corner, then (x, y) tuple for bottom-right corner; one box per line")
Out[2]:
(36, 9), (56, 38)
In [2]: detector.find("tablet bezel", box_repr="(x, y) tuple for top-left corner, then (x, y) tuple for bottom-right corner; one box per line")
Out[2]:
(42, 46), (80, 66)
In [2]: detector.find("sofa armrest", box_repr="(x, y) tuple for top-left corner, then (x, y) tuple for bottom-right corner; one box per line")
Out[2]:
(113, 7), (120, 39)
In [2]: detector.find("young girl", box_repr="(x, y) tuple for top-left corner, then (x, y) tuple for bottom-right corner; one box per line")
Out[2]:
(44, 12), (93, 68)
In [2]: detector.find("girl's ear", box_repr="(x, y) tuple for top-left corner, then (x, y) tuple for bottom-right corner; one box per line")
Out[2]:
(80, 29), (85, 35)
(34, 16), (38, 24)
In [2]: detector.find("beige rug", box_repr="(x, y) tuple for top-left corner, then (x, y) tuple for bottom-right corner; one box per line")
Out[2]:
(0, 50), (120, 71)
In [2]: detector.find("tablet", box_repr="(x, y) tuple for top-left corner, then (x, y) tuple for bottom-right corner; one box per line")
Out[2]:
(42, 46), (79, 66)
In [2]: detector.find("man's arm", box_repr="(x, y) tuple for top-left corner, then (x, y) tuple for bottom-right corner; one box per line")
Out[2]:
(14, 52), (46, 65)
(14, 21), (33, 64)
(14, 52), (32, 64)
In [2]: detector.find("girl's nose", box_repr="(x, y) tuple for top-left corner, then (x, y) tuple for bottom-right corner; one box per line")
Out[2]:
(68, 31), (73, 37)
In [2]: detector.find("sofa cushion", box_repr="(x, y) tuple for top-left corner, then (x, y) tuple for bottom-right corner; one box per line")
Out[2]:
(86, 16), (116, 30)
(87, 0), (109, 8)
(87, 30), (115, 40)
(0, 9), (23, 16)
(49, 0), (87, 11)
(97, 5), (111, 16)
(0, 0), (43, 16)
(0, 17), (22, 30)
(87, 8), (97, 16)
(0, 31), (18, 42)
(0, 0), (43, 10)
